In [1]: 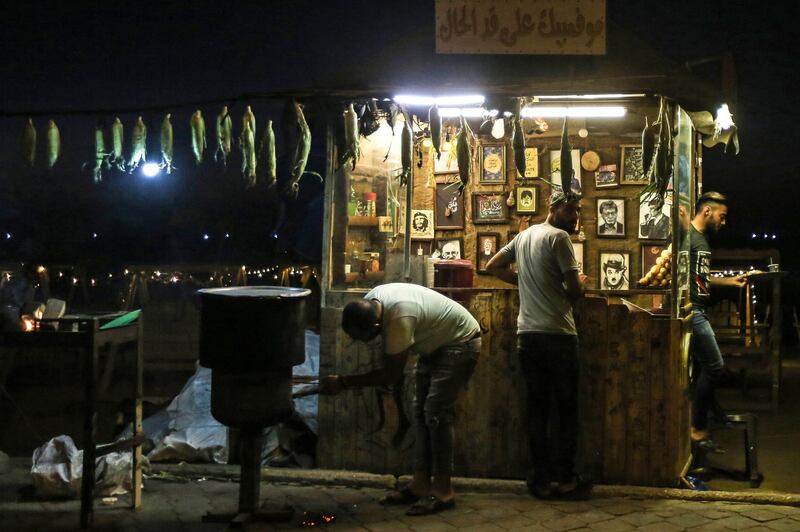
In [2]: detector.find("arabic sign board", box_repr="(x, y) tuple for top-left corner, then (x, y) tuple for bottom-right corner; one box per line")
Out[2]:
(435, 0), (606, 55)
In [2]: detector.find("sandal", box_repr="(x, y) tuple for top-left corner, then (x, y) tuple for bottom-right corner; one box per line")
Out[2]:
(693, 438), (726, 454)
(379, 486), (420, 505)
(406, 495), (456, 516)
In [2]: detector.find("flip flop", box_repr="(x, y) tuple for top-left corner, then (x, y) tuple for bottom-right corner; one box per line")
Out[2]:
(379, 486), (420, 505)
(405, 495), (456, 516)
(693, 438), (726, 454)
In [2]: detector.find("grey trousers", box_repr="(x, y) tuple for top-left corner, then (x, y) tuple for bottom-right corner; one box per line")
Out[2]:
(413, 336), (480, 475)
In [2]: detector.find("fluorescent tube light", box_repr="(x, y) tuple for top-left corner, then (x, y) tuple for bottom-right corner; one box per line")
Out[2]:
(520, 106), (626, 118)
(438, 107), (488, 117)
(393, 94), (485, 106)
(536, 94), (646, 100)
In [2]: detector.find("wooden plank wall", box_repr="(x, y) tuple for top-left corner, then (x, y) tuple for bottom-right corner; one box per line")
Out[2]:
(319, 293), (690, 485)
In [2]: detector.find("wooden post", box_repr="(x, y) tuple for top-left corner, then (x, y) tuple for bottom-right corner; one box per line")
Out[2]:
(131, 316), (143, 510)
(80, 321), (98, 528)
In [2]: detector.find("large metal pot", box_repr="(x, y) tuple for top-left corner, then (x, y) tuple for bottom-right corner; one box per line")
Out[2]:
(197, 286), (311, 428)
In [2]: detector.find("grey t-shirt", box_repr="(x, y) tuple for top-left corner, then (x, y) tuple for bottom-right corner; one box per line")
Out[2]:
(499, 222), (579, 335)
(365, 283), (480, 355)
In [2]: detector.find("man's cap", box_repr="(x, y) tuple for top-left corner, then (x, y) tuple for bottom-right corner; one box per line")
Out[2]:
(549, 187), (581, 207)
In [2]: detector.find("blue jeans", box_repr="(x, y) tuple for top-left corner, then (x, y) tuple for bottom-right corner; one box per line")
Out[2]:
(690, 311), (725, 431)
(517, 333), (579, 484)
(413, 336), (480, 475)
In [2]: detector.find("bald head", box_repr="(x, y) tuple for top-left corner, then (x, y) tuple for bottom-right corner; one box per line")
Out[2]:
(342, 299), (381, 341)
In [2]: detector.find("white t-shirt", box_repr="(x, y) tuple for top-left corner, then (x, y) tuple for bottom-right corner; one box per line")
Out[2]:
(499, 222), (579, 335)
(365, 283), (480, 356)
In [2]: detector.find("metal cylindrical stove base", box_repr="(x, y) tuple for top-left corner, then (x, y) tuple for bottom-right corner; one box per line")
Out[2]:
(210, 370), (293, 429)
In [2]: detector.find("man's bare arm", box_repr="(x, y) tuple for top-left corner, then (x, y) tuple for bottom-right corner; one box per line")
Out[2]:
(563, 269), (586, 303)
(486, 252), (518, 285)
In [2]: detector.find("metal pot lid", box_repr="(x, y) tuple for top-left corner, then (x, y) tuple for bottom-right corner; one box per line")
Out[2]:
(198, 286), (311, 299)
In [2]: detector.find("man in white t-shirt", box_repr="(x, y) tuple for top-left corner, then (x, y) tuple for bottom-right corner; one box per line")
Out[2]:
(486, 189), (591, 500)
(321, 283), (480, 516)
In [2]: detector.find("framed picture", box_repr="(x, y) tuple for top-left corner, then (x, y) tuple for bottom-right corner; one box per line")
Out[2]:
(434, 182), (465, 229)
(641, 244), (667, 280)
(476, 232), (500, 273)
(620, 145), (647, 184)
(434, 150), (459, 174)
(550, 149), (582, 195)
(434, 237), (463, 260)
(413, 241), (433, 256)
(479, 144), (506, 183)
(410, 209), (434, 240)
(599, 251), (630, 291)
(597, 198), (625, 237)
(515, 185), (539, 215)
(595, 164), (618, 189)
(638, 193), (672, 240)
(524, 147), (539, 178)
(472, 192), (509, 224)
(572, 242), (584, 274)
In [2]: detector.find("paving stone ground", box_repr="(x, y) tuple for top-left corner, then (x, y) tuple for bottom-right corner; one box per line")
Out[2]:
(2, 462), (800, 531)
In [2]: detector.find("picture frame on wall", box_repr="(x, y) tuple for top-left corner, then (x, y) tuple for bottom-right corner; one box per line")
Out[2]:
(409, 209), (435, 240)
(479, 144), (506, 183)
(620, 145), (648, 185)
(597, 198), (625, 237)
(524, 147), (539, 178)
(434, 237), (464, 260)
(434, 150), (459, 174)
(434, 181), (465, 230)
(515, 185), (539, 215)
(638, 193), (671, 240)
(595, 164), (618, 189)
(599, 251), (630, 291)
(472, 192), (509, 224)
(572, 242), (584, 274)
(550, 149), (582, 195)
(641, 244), (667, 281)
(476, 232), (500, 273)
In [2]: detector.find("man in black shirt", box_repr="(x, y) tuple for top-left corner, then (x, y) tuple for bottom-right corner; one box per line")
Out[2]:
(689, 192), (746, 448)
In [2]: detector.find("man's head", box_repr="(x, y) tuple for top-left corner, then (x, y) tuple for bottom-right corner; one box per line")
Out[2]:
(693, 191), (728, 235)
(599, 200), (618, 226)
(412, 212), (428, 231)
(342, 299), (382, 342)
(648, 197), (664, 218)
(603, 254), (627, 287)
(520, 190), (533, 206)
(547, 190), (581, 233)
(482, 238), (493, 254)
(441, 240), (460, 259)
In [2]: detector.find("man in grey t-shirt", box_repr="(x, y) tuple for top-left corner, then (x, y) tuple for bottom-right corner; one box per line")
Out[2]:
(320, 283), (480, 515)
(486, 189), (590, 500)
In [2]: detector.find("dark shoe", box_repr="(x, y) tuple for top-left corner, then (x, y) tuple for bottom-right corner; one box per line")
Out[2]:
(405, 495), (456, 516)
(693, 438), (726, 454)
(379, 486), (420, 505)
(555, 476), (593, 501)
(525, 471), (554, 500)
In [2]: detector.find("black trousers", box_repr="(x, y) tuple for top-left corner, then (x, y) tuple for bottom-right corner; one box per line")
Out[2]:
(517, 332), (579, 483)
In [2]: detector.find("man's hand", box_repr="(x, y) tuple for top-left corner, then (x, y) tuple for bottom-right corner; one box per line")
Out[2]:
(579, 273), (588, 285)
(319, 375), (345, 395)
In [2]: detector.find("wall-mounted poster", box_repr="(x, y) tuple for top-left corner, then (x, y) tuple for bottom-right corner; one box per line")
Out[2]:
(597, 198), (625, 237)
(434, 150), (459, 174)
(599, 251), (630, 291)
(476, 232), (500, 274)
(550, 149), (582, 194)
(410, 209), (434, 240)
(572, 242), (584, 274)
(434, 182), (465, 230)
(434, 238), (464, 260)
(638, 193), (671, 240)
(472, 192), (509, 224)
(524, 147), (539, 178)
(515, 185), (539, 214)
(620, 145), (647, 184)
(595, 164), (618, 189)
(641, 244), (667, 280)
(480, 144), (506, 183)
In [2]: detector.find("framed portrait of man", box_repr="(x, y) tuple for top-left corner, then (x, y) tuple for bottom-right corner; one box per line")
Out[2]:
(434, 238), (464, 260)
(476, 232), (500, 273)
(599, 251), (630, 291)
(410, 209), (434, 240)
(515, 185), (539, 215)
(596, 198), (625, 237)
(638, 194), (671, 240)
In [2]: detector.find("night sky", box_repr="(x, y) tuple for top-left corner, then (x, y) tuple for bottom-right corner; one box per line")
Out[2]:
(0, 1), (798, 268)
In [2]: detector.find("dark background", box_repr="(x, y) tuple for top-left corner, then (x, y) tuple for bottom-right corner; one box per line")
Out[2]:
(0, 1), (797, 270)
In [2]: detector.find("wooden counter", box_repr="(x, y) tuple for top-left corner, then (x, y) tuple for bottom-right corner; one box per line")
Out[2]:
(317, 290), (690, 486)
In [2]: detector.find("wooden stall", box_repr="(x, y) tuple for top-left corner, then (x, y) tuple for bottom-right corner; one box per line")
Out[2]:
(315, 19), (736, 486)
